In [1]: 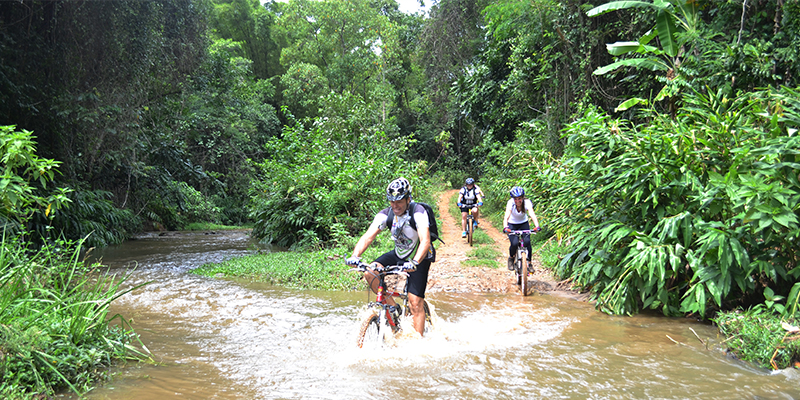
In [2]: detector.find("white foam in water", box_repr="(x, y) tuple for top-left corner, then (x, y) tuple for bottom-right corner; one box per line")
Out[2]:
(333, 301), (573, 367)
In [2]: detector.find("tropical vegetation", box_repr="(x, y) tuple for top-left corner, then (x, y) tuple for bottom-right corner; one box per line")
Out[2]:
(0, 0), (798, 386)
(0, 127), (149, 398)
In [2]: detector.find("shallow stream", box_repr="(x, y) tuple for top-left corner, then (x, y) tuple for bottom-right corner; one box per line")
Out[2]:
(74, 231), (799, 399)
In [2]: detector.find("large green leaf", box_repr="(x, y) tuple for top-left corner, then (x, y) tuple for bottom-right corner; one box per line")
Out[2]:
(593, 58), (670, 75)
(587, 1), (658, 17)
(606, 41), (644, 56)
(655, 10), (679, 57)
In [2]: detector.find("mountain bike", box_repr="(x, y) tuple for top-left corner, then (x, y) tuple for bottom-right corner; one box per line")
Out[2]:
(349, 262), (434, 348)
(506, 229), (536, 296)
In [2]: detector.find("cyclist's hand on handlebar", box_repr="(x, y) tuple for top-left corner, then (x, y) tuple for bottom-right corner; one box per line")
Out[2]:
(345, 256), (361, 266)
(401, 260), (419, 272)
(477, 202), (483, 206)
(503, 227), (511, 234)
(533, 226), (541, 232)
(457, 202), (462, 207)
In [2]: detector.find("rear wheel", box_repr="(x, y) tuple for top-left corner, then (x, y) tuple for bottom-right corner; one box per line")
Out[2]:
(357, 310), (381, 348)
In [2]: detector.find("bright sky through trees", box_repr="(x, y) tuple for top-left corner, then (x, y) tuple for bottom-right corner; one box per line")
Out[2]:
(267, 0), (427, 15)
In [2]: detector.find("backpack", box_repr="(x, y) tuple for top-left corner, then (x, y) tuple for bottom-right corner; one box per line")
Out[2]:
(384, 201), (445, 245)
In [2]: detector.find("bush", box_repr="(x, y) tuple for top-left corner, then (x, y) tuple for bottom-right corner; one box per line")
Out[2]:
(0, 235), (148, 397)
(249, 115), (429, 248)
(714, 309), (800, 370)
(489, 86), (800, 318)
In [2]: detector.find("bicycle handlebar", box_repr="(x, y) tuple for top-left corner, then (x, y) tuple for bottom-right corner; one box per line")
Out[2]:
(506, 229), (537, 235)
(348, 262), (409, 277)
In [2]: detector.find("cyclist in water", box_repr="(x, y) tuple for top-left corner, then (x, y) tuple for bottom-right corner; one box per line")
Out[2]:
(345, 178), (434, 336)
(502, 186), (541, 271)
(456, 178), (483, 238)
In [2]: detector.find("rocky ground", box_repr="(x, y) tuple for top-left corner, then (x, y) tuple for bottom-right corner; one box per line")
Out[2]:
(426, 189), (586, 300)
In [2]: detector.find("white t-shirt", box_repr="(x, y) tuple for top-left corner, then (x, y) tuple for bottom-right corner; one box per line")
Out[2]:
(368, 203), (430, 259)
(505, 198), (534, 224)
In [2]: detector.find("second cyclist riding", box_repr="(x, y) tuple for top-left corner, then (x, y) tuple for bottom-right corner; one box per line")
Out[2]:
(505, 229), (537, 296)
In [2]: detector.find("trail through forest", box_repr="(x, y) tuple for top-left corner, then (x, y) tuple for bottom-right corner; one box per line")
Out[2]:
(426, 190), (583, 299)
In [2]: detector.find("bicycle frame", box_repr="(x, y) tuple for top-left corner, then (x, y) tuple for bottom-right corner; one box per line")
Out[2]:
(349, 262), (434, 347)
(350, 262), (409, 332)
(465, 209), (475, 245)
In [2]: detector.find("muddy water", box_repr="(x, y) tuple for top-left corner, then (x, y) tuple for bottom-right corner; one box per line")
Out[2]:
(75, 231), (800, 400)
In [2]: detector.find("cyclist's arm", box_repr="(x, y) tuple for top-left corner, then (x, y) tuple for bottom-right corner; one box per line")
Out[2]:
(502, 201), (512, 229)
(526, 199), (540, 228)
(350, 217), (383, 258)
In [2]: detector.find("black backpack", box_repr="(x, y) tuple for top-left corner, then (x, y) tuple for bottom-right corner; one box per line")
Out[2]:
(384, 201), (444, 245)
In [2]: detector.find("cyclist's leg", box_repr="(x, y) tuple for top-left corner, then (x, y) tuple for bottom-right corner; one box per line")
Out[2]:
(406, 258), (431, 336)
(507, 232), (519, 270)
(472, 206), (480, 224)
(460, 210), (468, 233)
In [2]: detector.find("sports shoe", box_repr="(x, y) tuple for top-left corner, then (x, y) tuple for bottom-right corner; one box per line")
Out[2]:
(473, 220), (478, 229)
(462, 231), (467, 238)
(527, 260), (534, 273)
(507, 256), (514, 271)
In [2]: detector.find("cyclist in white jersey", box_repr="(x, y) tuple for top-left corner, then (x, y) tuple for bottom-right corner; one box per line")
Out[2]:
(502, 186), (541, 270)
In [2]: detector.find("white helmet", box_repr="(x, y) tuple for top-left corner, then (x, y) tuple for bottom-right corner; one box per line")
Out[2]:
(386, 178), (412, 201)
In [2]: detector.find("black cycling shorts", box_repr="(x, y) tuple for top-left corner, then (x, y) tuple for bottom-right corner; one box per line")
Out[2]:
(459, 205), (476, 213)
(374, 251), (431, 298)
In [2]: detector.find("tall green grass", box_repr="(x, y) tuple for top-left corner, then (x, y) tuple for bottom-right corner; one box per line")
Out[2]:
(0, 234), (149, 399)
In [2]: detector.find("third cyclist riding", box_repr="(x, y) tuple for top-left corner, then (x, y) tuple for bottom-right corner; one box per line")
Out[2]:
(456, 178), (483, 239)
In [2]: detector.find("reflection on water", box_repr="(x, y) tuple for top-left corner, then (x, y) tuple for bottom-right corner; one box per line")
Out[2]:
(72, 231), (800, 400)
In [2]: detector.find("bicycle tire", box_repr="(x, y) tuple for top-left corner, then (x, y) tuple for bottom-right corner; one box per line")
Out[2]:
(520, 257), (530, 296)
(467, 217), (474, 246)
(356, 309), (381, 348)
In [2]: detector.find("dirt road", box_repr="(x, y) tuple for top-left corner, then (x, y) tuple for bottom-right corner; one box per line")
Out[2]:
(426, 189), (580, 298)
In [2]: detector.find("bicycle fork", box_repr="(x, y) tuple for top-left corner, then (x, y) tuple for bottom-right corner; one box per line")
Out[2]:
(374, 286), (401, 332)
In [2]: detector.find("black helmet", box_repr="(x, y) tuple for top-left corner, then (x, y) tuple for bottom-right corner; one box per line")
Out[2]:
(465, 178), (475, 185)
(386, 178), (412, 201)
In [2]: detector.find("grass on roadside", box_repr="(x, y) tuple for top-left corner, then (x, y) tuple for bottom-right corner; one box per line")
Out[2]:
(447, 192), (500, 268)
(535, 238), (571, 273)
(190, 240), (397, 291)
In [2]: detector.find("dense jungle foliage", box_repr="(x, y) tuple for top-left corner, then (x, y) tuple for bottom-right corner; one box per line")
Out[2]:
(1, 0), (800, 379)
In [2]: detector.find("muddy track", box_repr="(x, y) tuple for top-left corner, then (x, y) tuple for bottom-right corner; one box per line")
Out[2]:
(427, 189), (584, 299)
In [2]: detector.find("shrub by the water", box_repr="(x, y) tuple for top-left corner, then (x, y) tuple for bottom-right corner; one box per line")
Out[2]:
(0, 235), (149, 398)
(714, 309), (800, 370)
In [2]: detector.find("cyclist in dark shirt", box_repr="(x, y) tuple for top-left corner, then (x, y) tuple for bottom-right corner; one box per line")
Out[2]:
(456, 178), (483, 238)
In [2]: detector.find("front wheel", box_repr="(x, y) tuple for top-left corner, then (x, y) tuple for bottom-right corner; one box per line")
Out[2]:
(467, 218), (474, 246)
(520, 257), (530, 296)
(356, 309), (381, 348)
